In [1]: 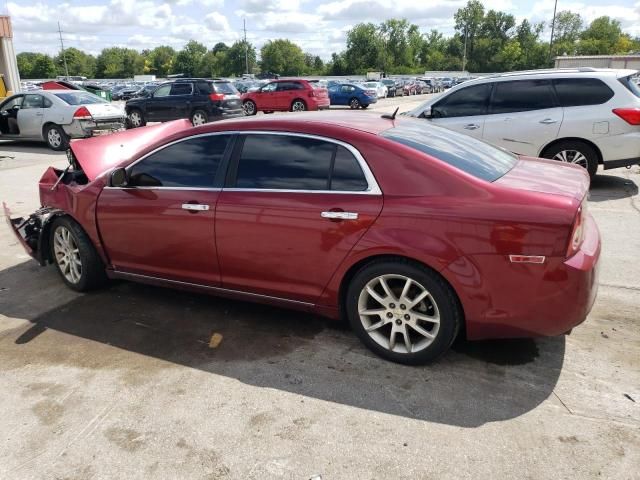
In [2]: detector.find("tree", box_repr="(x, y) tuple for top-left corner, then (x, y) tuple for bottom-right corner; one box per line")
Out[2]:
(174, 40), (207, 77)
(260, 39), (306, 76)
(223, 40), (256, 76)
(454, 0), (485, 65)
(212, 42), (229, 55)
(551, 11), (583, 56)
(344, 23), (382, 73)
(17, 52), (56, 79)
(579, 16), (622, 54)
(326, 52), (348, 75)
(147, 46), (176, 77)
(95, 47), (144, 78)
(516, 20), (549, 69)
(54, 47), (96, 77)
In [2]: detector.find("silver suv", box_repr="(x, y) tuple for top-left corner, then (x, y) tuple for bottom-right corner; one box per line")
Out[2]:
(406, 68), (640, 177)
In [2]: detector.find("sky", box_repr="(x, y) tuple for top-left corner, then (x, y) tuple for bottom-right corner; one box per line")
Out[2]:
(7, 0), (640, 60)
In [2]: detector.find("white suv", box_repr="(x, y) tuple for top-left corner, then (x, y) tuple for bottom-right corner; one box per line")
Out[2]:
(405, 68), (640, 177)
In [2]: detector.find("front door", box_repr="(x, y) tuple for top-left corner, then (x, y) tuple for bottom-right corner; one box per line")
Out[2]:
(482, 79), (563, 157)
(256, 82), (278, 110)
(17, 94), (45, 138)
(429, 83), (492, 139)
(144, 84), (176, 121)
(215, 133), (383, 303)
(96, 134), (233, 285)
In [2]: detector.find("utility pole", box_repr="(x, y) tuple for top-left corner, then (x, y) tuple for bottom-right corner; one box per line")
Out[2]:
(58, 21), (69, 79)
(462, 25), (468, 72)
(549, 0), (559, 62)
(243, 18), (249, 75)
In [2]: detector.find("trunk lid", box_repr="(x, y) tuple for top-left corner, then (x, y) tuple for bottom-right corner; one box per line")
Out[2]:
(495, 156), (590, 202)
(84, 102), (126, 120)
(69, 119), (193, 181)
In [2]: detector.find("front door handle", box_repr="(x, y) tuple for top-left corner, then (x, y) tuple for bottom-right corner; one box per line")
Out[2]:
(321, 211), (358, 220)
(464, 124), (480, 130)
(182, 203), (209, 212)
(539, 118), (557, 124)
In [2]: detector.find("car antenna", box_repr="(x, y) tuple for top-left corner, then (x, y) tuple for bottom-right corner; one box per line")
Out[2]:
(381, 107), (399, 120)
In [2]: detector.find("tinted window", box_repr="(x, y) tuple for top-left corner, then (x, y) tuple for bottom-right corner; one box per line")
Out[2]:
(196, 82), (213, 94)
(54, 92), (107, 105)
(490, 80), (556, 114)
(236, 135), (334, 190)
(170, 83), (193, 95)
(432, 84), (491, 118)
(619, 75), (640, 98)
(277, 82), (304, 91)
(331, 146), (367, 191)
(381, 119), (517, 182)
(129, 135), (231, 188)
(554, 78), (614, 106)
(213, 82), (238, 95)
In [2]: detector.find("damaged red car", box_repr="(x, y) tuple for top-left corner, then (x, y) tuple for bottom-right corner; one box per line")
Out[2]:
(4, 112), (600, 364)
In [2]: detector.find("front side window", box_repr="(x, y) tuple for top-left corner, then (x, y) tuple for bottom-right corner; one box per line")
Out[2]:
(170, 83), (193, 96)
(153, 85), (171, 97)
(128, 135), (231, 188)
(1, 96), (23, 110)
(261, 83), (277, 93)
(490, 80), (556, 114)
(235, 135), (368, 191)
(554, 78), (614, 106)
(432, 83), (492, 118)
(22, 94), (44, 109)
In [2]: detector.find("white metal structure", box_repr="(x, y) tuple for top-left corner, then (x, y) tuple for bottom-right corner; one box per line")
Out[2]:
(0, 90), (125, 150)
(405, 68), (640, 176)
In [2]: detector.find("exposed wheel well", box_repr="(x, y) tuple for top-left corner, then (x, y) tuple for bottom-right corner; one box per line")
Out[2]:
(39, 212), (74, 264)
(540, 137), (604, 165)
(291, 98), (307, 106)
(338, 254), (466, 337)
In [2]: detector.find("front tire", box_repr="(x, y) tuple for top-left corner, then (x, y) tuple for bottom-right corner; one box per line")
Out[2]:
(346, 260), (461, 365)
(44, 124), (69, 151)
(50, 217), (107, 292)
(542, 140), (598, 178)
(243, 100), (257, 116)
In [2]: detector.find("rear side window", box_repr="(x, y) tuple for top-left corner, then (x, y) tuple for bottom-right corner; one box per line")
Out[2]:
(553, 78), (614, 106)
(381, 120), (517, 182)
(128, 135), (231, 188)
(490, 80), (556, 114)
(196, 82), (213, 94)
(170, 83), (193, 96)
(432, 83), (491, 118)
(234, 135), (368, 191)
(277, 82), (304, 91)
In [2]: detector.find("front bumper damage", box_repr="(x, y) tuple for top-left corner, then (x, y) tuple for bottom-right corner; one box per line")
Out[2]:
(3, 203), (61, 266)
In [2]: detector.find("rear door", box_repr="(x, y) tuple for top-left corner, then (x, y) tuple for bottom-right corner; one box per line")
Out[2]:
(482, 79), (563, 156)
(276, 81), (299, 110)
(16, 94), (45, 138)
(96, 133), (234, 285)
(429, 83), (492, 139)
(215, 133), (383, 302)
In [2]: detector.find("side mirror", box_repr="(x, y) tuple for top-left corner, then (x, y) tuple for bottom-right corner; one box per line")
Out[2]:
(110, 167), (129, 187)
(419, 107), (433, 119)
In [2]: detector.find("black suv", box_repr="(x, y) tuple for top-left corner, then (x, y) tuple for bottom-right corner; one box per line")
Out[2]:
(125, 78), (243, 128)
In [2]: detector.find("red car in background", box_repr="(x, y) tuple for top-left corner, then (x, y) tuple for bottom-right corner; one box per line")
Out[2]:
(241, 79), (330, 115)
(5, 112), (600, 364)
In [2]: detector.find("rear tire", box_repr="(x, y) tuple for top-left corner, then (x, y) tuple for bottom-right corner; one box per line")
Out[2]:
(346, 259), (461, 365)
(349, 98), (360, 109)
(190, 109), (209, 126)
(542, 140), (598, 178)
(127, 109), (146, 128)
(291, 99), (307, 112)
(50, 217), (107, 292)
(44, 124), (69, 151)
(361, 104), (369, 109)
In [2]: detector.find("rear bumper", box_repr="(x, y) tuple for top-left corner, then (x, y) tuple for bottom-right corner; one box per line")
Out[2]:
(64, 118), (126, 138)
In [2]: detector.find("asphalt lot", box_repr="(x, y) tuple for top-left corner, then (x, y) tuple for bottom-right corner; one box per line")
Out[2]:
(0, 95), (639, 479)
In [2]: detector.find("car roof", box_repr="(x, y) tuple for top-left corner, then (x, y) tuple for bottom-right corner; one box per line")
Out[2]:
(467, 67), (637, 84)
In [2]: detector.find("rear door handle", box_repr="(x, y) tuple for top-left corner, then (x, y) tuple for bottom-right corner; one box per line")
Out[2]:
(321, 211), (358, 220)
(182, 203), (209, 211)
(464, 124), (480, 130)
(539, 118), (557, 124)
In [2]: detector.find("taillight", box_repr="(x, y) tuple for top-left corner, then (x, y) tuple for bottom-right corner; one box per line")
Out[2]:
(209, 93), (225, 101)
(308, 89), (316, 98)
(612, 107), (640, 125)
(566, 201), (587, 257)
(73, 106), (92, 119)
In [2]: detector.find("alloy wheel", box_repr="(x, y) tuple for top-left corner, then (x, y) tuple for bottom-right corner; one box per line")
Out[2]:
(357, 274), (440, 354)
(53, 226), (82, 284)
(292, 101), (306, 112)
(243, 101), (255, 115)
(192, 112), (207, 125)
(350, 99), (360, 109)
(47, 128), (62, 148)
(553, 150), (588, 168)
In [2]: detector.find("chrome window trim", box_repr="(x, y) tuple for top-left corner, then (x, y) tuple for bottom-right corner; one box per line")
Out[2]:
(101, 130), (382, 195)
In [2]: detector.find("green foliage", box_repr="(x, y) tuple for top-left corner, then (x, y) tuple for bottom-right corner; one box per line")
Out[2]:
(146, 46), (176, 77)
(95, 47), (144, 78)
(261, 39), (307, 76)
(224, 40), (257, 76)
(54, 47), (97, 77)
(17, 52), (57, 79)
(174, 40), (208, 77)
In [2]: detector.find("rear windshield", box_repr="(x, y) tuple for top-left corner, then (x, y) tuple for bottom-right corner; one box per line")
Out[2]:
(381, 120), (518, 182)
(213, 82), (239, 95)
(619, 75), (640, 98)
(54, 92), (107, 105)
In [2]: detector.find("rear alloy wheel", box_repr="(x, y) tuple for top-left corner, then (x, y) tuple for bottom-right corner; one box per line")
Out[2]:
(243, 100), (257, 116)
(543, 140), (598, 178)
(291, 100), (306, 112)
(127, 109), (145, 128)
(45, 124), (69, 151)
(347, 261), (460, 364)
(349, 98), (360, 109)
(191, 109), (209, 126)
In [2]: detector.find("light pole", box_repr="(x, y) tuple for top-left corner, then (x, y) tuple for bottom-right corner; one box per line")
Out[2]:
(549, 0), (559, 62)
(462, 25), (468, 72)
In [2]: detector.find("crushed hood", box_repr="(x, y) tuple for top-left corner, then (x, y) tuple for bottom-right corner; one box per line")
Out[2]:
(69, 119), (193, 181)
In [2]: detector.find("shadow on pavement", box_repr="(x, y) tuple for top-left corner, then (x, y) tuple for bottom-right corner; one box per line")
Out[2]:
(0, 141), (63, 157)
(0, 260), (565, 428)
(589, 171), (638, 202)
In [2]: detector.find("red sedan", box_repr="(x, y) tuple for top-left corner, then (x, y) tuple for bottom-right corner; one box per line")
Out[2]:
(241, 79), (330, 115)
(5, 112), (600, 364)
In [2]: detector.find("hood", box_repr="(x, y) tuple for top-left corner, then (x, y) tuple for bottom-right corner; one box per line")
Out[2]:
(495, 156), (590, 202)
(69, 119), (193, 181)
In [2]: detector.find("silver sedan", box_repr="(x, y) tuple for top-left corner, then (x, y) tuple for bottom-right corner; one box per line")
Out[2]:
(0, 90), (125, 150)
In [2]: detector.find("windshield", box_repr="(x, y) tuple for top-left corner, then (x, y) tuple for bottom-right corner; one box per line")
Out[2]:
(381, 119), (518, 182)
(381, 80), (394, 85)
(364, 82), (377, 87)
(54, 92), (108, 105)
